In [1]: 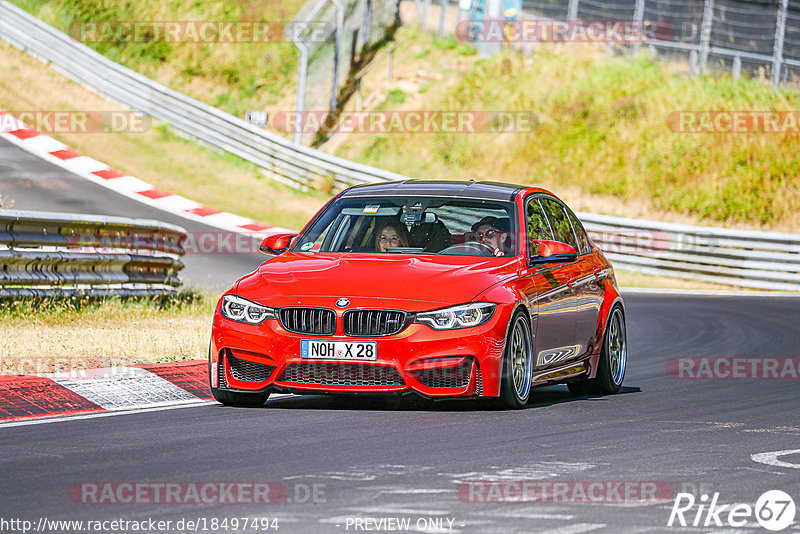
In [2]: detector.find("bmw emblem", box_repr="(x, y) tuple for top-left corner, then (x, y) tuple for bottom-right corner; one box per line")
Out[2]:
(335, 298), (350, 308)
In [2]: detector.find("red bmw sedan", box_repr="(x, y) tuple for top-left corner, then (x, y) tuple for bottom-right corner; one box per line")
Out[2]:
(210, 180), (626, 408)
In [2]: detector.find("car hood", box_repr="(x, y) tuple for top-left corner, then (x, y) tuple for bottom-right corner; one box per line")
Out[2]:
(235, 252), (519, 310)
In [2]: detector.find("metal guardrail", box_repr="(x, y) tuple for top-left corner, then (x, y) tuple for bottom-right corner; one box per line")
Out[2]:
(579, 212), (800, 291)
(0, 210), (186, 297)
(1, 1), (799, 291)
(0, 0), (407, 192)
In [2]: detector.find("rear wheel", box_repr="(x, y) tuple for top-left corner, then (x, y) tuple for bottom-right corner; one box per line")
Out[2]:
(568, 306), (626, 395)
(498, 311), (533, 409)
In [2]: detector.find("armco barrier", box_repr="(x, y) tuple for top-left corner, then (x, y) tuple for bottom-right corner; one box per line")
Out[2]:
(1, 1), (799, 291)
(579, 213), (800, 291)
(0, 1), (406, 191)
(0, 210), (186, 297)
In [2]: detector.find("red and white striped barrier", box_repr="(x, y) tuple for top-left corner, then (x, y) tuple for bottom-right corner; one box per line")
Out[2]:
(0, 112), (294, 237)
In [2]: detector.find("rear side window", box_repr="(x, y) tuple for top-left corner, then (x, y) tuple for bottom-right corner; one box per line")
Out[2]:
(566, 209), (591, 255)
(539, 198), (579, 251)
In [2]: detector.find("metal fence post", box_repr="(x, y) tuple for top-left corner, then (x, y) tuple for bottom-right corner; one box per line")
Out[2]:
(421, 0), (432, 28)
(567, 0), (579, 21)
(631, 0), (645, 58)
(292, 39), (309, 145)
(331, 0), (345, 112)
(438, 0), (447, 37)
(699, 0), (714, 74)
(772, 0), (788, 87)
(360, 0), (372, 48)
(732, 55), (741, 80)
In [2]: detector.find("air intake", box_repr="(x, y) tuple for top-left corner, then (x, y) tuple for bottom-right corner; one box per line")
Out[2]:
(279, 307), (336, 335)
(343, 310), (407, 337)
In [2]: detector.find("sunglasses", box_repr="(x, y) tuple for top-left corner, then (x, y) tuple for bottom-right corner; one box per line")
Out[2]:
(474, 229), (502, 240)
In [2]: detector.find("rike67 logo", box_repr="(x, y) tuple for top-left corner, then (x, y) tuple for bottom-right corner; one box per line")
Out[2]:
(668, 490), (796, 531)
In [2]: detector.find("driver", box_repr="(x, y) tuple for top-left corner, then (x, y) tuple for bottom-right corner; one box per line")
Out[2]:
(471, 216), (511, 256)
(375, 221), (410, 252)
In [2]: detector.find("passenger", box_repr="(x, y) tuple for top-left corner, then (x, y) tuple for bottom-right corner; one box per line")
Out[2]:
(471, 216), (511, 256)
(375, 222), (410, 252)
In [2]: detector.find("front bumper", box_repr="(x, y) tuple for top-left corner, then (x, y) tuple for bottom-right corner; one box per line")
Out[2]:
(210, 305), (511, 398)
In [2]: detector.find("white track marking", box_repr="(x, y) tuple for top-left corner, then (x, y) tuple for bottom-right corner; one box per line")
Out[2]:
(536, 524), (605, 534)
(53, 367), (198, 410)
(621, 287), (800, 297)
(0, 400), (214, 429)
(752, 450), (800, 469)
(0, 393), (296, 429)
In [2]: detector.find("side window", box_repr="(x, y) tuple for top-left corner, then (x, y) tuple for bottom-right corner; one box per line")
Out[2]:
(566, 209), (591, 255)
(526, 197), (553, 241)
(526, 197), (553, 257)
(540, 198), (579, 251)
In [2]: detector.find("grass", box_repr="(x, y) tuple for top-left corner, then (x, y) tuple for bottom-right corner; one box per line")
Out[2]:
(0, 293), (216, 373)
(0, 271), (760, 377)
(0, 38), (329, 231)
(8, 0), (304, 120)
(333, 27), (800, 232)
(612, 269), (761, 292)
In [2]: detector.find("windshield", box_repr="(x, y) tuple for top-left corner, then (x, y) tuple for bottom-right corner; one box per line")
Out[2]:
(292, 196), (518, 257)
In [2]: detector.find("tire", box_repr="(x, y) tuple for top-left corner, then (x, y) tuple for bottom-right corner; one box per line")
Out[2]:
(211, 388), (270, 407)
(208, 344), (270, 407)
(568, 306), (626, 395)
(498, 311), (534, 409)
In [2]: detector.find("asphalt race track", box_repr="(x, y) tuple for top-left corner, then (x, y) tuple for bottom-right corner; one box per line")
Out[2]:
(0, 137), (268, 290)
(2, 139), (800, 533)
(0, 294), (798, 532)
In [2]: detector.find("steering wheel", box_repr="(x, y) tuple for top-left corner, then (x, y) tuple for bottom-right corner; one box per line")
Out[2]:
(438, 242), (496, 256)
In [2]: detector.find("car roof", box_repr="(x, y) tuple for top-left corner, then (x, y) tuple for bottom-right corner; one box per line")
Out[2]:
(339, 180), (550, 202)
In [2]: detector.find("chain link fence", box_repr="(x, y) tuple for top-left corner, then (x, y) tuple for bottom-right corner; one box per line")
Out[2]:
(288, 0), (400, 144)
(412, 0), (799, 87)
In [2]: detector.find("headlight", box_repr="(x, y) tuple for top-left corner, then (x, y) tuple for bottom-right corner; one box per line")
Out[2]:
(220, 295), (275, 324)
(415, 302), (496, 330)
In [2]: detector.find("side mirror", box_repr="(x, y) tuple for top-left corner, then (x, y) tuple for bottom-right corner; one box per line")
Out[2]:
(259, 233), (298, 255)
(529, 240), (578, 264)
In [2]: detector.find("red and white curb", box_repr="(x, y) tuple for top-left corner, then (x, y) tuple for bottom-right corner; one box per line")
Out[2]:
(0, 112), (294, 237)
(0, 360), (214, 422)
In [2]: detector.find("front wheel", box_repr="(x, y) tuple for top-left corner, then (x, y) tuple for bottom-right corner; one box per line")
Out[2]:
(498, 311), (533, 408)
(211, 388), (270, 407)
(568, 306), (626, 395)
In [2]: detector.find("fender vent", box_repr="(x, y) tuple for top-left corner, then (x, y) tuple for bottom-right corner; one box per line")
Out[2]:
(414, 359), (473, 389)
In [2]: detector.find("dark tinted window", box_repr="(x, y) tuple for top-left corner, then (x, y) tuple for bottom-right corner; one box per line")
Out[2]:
(526, 198), (553, 241)
(539, 198), (579, 250)
(566, 209), (591, 255)
(292, 196), (518, 257)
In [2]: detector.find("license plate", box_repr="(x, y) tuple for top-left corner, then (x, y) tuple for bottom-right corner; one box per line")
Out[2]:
(301, 340), (377, 361)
